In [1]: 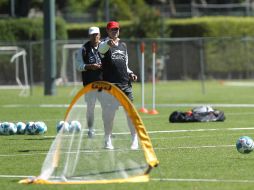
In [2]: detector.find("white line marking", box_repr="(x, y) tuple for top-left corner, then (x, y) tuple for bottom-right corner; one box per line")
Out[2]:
(1, 175), (254, 184)
(223, 81), (254, 87)
(148, 127), (254, 134)
(0, 175), (34, 178)
(151, 178), (254, 183)
(3, 103), (254, 108)
(0, 127), (252, 157)
(156, 145), (234, 150)
(45, 127), (254, 138)
(0, 145), (235, 157)
(154, 104), (254, 108)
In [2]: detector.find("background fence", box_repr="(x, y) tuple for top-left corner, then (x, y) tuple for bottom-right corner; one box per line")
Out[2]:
(1, 37), (254, 94)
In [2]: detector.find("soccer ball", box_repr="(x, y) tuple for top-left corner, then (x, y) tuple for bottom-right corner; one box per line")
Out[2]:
(16, 122), (26, 134)
(0, 122), (17, 135)
(56, 121), (70, 133)
(34, 121), (47, 134)
(26, 121), (47, 135)
(236, 136), (254, 154)
(69, 120), (81, 133)
(0, 122), (3, 134)
(25, 122), (36, 135)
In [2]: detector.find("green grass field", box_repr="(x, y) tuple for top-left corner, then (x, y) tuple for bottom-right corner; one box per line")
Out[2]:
(1, 80), (254, 190)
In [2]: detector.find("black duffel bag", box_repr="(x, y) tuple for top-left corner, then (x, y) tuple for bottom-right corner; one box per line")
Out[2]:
(169, 106), (225, 123)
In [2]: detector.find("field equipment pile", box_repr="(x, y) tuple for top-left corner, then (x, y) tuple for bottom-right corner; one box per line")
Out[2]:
(169, 106), (225, 123)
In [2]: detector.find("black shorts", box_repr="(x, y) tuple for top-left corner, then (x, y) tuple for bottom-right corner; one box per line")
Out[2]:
(114, 83), (134, 102)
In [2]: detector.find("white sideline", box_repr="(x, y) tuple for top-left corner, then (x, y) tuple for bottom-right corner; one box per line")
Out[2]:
(0, 144), (235, 157)
(0, 127), (253, 158)
(3, 103), (254, 108)
(41, 127), (254, 138)
(1, 175), (254, 183)
(0, 175), (34, 178)
(223, 81), (254, 87)
(151, 178), (254, 183)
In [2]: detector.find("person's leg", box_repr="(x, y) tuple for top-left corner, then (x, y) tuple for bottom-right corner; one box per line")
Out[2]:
(100, 93), (118, 149)
(120, 84), (139, 150)
(126, 116), (138, 150)
(102, 107), (115, 149)
(85, 92), (96, 138)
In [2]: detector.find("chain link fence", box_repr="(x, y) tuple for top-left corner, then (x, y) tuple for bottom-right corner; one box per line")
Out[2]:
(1, 37), (254, 94)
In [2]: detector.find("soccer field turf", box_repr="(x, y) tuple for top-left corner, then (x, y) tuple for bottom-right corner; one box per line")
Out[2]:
(1, 80), (254, 190)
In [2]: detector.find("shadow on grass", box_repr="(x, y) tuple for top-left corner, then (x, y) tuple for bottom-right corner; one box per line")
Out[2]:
(8, 137), (55, 141)
(24, 137), (55, 141)
(18, 149), (48, 153)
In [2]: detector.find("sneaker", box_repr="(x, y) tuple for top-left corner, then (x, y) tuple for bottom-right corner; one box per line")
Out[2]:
(130, 135), (139, 150)
(104, 137), (114, 150)
(87, 129), (95, 138)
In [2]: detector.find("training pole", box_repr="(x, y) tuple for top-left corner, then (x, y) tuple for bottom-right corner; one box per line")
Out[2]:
(139, 42), (148, 113)
(148, 42), (159, 115)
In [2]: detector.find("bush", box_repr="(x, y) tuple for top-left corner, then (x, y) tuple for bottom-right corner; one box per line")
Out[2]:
(168, 16), (254, 38)
(0, 17), (67, 41)
(0, 17), (67, 84)
(167, 17), (254, 78)
(67, 21), (133, 39)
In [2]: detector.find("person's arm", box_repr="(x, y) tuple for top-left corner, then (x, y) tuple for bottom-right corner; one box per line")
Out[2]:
(75, 47), (102, 72)
(125, 51), (138, 81)
(126, 52), (132, 74)
(98, 39), (111, 54)
(98, 38), (120, 54)
(75, 48), (86, 71)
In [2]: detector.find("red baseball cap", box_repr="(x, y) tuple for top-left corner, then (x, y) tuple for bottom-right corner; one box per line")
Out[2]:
(107, 21), (120, 29)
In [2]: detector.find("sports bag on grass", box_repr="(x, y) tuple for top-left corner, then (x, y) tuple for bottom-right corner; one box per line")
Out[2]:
(169, 106), (225, 123)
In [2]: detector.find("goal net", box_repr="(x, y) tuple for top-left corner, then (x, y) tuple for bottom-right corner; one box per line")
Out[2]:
(60, 44), (82, 85)
(0, 46), (29, 96)
(19, 81), (159, 184)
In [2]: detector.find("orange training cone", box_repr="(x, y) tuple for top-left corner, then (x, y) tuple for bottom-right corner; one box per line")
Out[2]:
(139, 107), (148, 113)
(148, 109), (159, 115)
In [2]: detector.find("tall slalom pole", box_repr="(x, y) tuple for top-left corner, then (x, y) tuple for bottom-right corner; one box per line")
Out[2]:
(148, 42), (159, 115)
(139, 42), (148, 113)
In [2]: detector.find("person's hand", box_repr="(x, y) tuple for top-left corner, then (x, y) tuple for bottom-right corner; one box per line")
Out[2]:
(107, 38), (119, 47)
(129, 73), (137, 82)
(87, 64), (102, 70)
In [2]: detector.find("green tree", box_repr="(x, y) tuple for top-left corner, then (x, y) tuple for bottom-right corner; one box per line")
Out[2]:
(63, 0), (95, 13)
(96, 0), (133, 21)
(130, 3), (167, 38)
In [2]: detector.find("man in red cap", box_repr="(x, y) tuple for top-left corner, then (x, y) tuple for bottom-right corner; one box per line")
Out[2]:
(98, 21), (138, 150)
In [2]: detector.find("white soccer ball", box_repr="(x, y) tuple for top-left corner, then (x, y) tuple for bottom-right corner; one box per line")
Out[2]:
(0, 122), (9, 135)
(16, 122), (26, 134)
(0, 122), (17, 135)
(9, 122), (17, 135)
(56, 121), (70, 133)
(0, 122), (3, 135)
(25, 122), (37, 135)
(69, 120), (81, 133)
(34, 121), (47, 134)
(236, 136), (254, 154)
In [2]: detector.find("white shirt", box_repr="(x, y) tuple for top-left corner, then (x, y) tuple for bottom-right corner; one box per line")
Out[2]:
(75, 48), (86, 71)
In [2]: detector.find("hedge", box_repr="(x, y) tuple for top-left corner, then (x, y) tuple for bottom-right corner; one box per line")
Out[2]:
(0, 18), (67, 84)
(167, 17), (254, 78)
(168, 16), (254, 38)
(66, 20), (133, 39)
(1, 16), (254, 42)
(0, 17), (67, 42)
